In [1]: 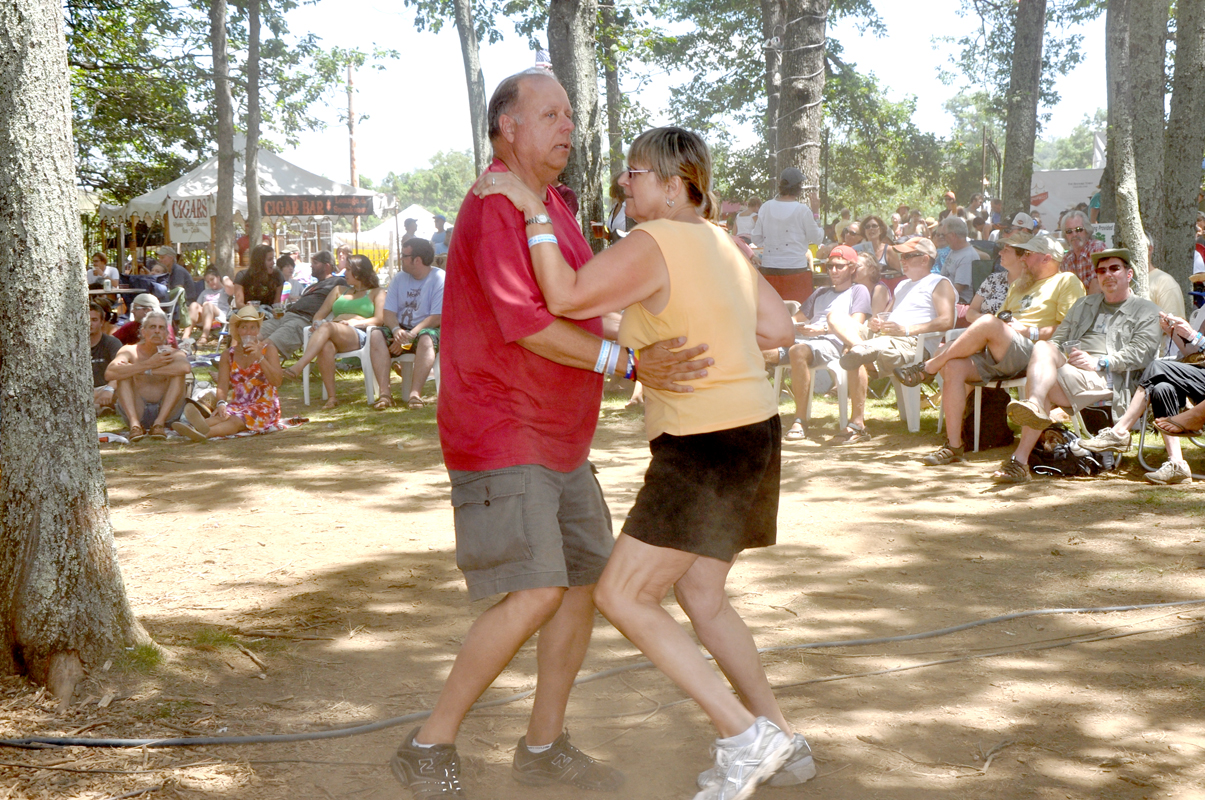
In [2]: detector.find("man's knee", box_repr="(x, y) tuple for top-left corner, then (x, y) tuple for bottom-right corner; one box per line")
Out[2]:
(787, 343), (813, 368)
(504, 586), (568, 625)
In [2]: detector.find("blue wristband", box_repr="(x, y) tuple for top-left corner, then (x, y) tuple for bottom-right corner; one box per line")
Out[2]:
(528, 234), (558, 248)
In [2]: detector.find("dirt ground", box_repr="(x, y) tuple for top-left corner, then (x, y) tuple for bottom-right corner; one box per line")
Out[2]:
(3, 391), (1205, 800)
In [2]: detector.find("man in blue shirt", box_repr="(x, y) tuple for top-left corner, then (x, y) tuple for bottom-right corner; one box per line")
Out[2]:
(369, 237), (443, 408)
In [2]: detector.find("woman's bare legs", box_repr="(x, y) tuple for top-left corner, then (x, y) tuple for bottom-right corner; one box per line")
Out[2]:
(284, 322), (360, 375)
(318, 342), (338, 408)
(675, 556), (791, 734)
(594, 534), (773, 738)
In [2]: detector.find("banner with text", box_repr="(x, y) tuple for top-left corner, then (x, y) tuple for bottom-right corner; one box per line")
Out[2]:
(169, 196), (211, 242)
(261, 195), (376, 218)
(1030, 169), (1103, 227)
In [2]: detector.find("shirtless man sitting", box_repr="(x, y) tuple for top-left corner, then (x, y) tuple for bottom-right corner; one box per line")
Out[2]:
(105, 310), (192, 441)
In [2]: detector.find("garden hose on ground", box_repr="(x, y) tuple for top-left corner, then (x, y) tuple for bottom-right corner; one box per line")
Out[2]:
(2, 597), (1203, 750)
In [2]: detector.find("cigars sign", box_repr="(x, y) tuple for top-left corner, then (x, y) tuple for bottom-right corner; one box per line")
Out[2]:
(168, 197), (211, 241)
(261, 195), (376, 217)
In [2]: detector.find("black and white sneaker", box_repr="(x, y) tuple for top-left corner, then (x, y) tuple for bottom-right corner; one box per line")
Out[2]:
(512, 730), (623, 791)
(391, 727), (466, 799)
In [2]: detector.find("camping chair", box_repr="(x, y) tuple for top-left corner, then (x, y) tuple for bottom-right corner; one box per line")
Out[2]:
(300, 325), (377, 406)
(1136, 404), (1205, 481)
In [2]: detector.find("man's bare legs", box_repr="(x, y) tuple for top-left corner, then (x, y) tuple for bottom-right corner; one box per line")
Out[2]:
(938, 357), (980, 450)
(1007, 342), (1073, 463)
(408, 335), (438, 405)
(152, 375), (187, 429)
(113, 379), (145, 428)
(527, 585), (595, 744)
(785, 343), (816, 434)
(923, 315), (1015, 377)
(416, 586), (573, 744)
(368, 329), (394, 406)
(826, 311), (868, 432)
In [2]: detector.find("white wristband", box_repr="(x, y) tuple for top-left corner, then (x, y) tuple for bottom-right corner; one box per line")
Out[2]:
(593, 340), (612, 374)
(605, 340), (622, 375)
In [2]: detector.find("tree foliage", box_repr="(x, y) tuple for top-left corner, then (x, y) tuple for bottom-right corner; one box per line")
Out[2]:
(377, 150), (478, 219)
(1033, 108), (1106, 169)
(67, 0), (394, 204)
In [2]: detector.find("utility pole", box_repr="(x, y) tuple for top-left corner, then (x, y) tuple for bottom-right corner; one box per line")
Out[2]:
(347, 62), (359, 235)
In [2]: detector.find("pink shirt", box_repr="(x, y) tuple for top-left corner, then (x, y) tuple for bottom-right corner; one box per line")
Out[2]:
(437, 160), (602, 473)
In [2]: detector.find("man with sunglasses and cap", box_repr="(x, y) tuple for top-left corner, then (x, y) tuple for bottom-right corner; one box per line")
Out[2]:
(770, 244), (872, 441)
(989, 248), (1161, 483)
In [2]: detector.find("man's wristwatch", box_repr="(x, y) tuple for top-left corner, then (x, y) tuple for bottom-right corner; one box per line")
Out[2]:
(1097, 356), (1109, 372)
(525, 213), (551, 226)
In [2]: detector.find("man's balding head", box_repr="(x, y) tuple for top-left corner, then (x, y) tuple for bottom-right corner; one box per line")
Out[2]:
(486, 69), (574, 188)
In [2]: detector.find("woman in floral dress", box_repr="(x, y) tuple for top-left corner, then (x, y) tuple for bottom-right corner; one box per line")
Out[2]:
(171, 305), (283, 442)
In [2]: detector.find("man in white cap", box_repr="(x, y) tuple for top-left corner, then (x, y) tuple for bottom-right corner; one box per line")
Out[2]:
(895, 234), (1084, 466)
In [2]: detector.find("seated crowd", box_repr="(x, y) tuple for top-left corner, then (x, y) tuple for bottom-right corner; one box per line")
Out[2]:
(753, 190), (1205, 487)
(89, 240), (445, 442)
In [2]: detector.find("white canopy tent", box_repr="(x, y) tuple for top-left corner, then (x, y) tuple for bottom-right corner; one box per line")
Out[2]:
(99, 135), (392, 246)
(332, 205), (437, 275)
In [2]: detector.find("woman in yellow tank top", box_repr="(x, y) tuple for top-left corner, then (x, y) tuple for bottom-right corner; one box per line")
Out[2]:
(283, 254), (385, 408)
(477, 128), (808, 798)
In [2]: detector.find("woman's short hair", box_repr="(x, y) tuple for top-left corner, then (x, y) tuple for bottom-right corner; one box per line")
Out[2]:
(276, 254), (295, 272)
(627, 126), (718, 220)
(855, 253), (881, 285)
(91, 252), (108, 264)
(746, 196), (762, 210)
(347, 254), (380, 289)
(204, 266), (221, 279)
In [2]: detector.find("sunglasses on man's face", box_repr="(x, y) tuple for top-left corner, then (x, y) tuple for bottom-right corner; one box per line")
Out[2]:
(1064, 226), (1086, 235)
(1094, 264), (1127, 275)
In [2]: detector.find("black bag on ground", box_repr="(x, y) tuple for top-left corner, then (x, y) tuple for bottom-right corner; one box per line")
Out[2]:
(1027, 423), (1111, 476)
(961, 387), (1015, 450)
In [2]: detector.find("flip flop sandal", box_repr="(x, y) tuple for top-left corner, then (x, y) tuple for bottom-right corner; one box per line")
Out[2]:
(1155, 418), (1202, 437)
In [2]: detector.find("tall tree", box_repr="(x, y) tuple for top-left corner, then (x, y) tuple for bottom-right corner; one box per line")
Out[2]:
(1, 0), (148, 700)
(1105, 0), (1149, 297)
(1162, 0), (1205, 288)
(775, 0), (829, 199)
(549, 0), (605, 243)
(453, 0), (490, 172)
(760, 0), (786, 187)
(211, 0), (236, 274)
(599, 1), (625, 176)
(244, 0), (264, 246)
(1000, 0), (1047, 216)
(1129, 0), (1169, 268)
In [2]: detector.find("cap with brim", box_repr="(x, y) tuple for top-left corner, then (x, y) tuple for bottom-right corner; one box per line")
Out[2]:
(1011, 234), (1065, 261)
(1091, 248), (1132, 268)
(944, 191), (956, 200)
(779, 167), (805, 185)
(1010, 212), (1035, 230)
(434, 214), (446, 221)
(893, 238), (937, 259)
(827, 245), (859, 263)
(999, 231), (1034, 247)
(131, 293), (161, 309)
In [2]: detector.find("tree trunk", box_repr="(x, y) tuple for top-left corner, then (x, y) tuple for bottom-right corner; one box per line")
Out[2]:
(549, 0), (605, 249)
(1162, 0), (1205, 288)
(1129, 0), (1169, 270)
(453, 0), (489, 174)
(599, 1), (623, 177)
(244, 0), (263, 249)
(211, 0), (236, 276)
(760, 0), (786, 193)
(776, 0), (828, 199)
(1001, 0), (1047, 217)
(1107, 0), (1149, 298)
(0, 0), (148, 701)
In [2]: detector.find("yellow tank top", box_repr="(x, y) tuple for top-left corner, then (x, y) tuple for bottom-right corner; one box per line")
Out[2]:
(618, 219), (778, 440)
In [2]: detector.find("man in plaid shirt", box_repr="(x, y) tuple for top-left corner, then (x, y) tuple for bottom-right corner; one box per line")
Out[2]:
(1059, 209), (1104, 288)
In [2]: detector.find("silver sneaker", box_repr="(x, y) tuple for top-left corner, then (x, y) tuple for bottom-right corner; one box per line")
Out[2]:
(1145, 460), (1192, 485)
(1007, 399), (1051, 430)
(697, 733), (815, 789)
(692, 717), (793, 800)
(1079, 426), (1131, 452)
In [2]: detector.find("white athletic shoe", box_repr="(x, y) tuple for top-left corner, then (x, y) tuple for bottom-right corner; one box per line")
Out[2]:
(697, 732), (816, 789)
(1079, 426), (1132, 453)
(1145, 459), (1192, 485)
(692, 717), (793, 800)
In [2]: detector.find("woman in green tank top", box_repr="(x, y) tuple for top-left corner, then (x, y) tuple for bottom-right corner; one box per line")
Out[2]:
(283, 254), (385, 408)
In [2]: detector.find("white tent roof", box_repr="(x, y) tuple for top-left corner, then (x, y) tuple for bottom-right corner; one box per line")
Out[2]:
(100, 135), (389, 224)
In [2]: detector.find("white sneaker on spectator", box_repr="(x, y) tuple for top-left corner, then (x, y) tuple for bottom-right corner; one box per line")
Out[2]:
(1079, 426), (1131, 452)
(1145, 459), (1192, 485)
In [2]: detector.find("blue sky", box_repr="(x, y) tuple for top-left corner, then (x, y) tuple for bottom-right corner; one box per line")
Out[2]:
(278, 0), (1108, 184)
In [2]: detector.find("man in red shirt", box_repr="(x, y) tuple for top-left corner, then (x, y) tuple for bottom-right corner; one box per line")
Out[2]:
(391, 69), (710, 798)
(1059, 209), (1104, 288)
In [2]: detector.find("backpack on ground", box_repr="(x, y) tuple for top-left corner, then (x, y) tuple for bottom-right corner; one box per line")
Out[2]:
(1027, 423), (1114, 476)
(961, 386), (1015, 450)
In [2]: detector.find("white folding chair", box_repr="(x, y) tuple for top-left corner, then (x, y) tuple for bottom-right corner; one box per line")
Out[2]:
(301, 325), (376, 405)
(935, 327), (1025, 451)
(772, 360), (848, 432)
(392, 351), (441, 400)
(891, 331), (946, 433)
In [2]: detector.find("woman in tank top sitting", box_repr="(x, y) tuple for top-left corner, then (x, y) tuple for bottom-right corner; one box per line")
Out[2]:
(476, 128), (810, 799)
(282, 254), (384, 409)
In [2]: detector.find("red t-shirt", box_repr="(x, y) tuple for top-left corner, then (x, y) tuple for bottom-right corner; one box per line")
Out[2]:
(437, 160), (602, 473)
(113, 320), (178, 346)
